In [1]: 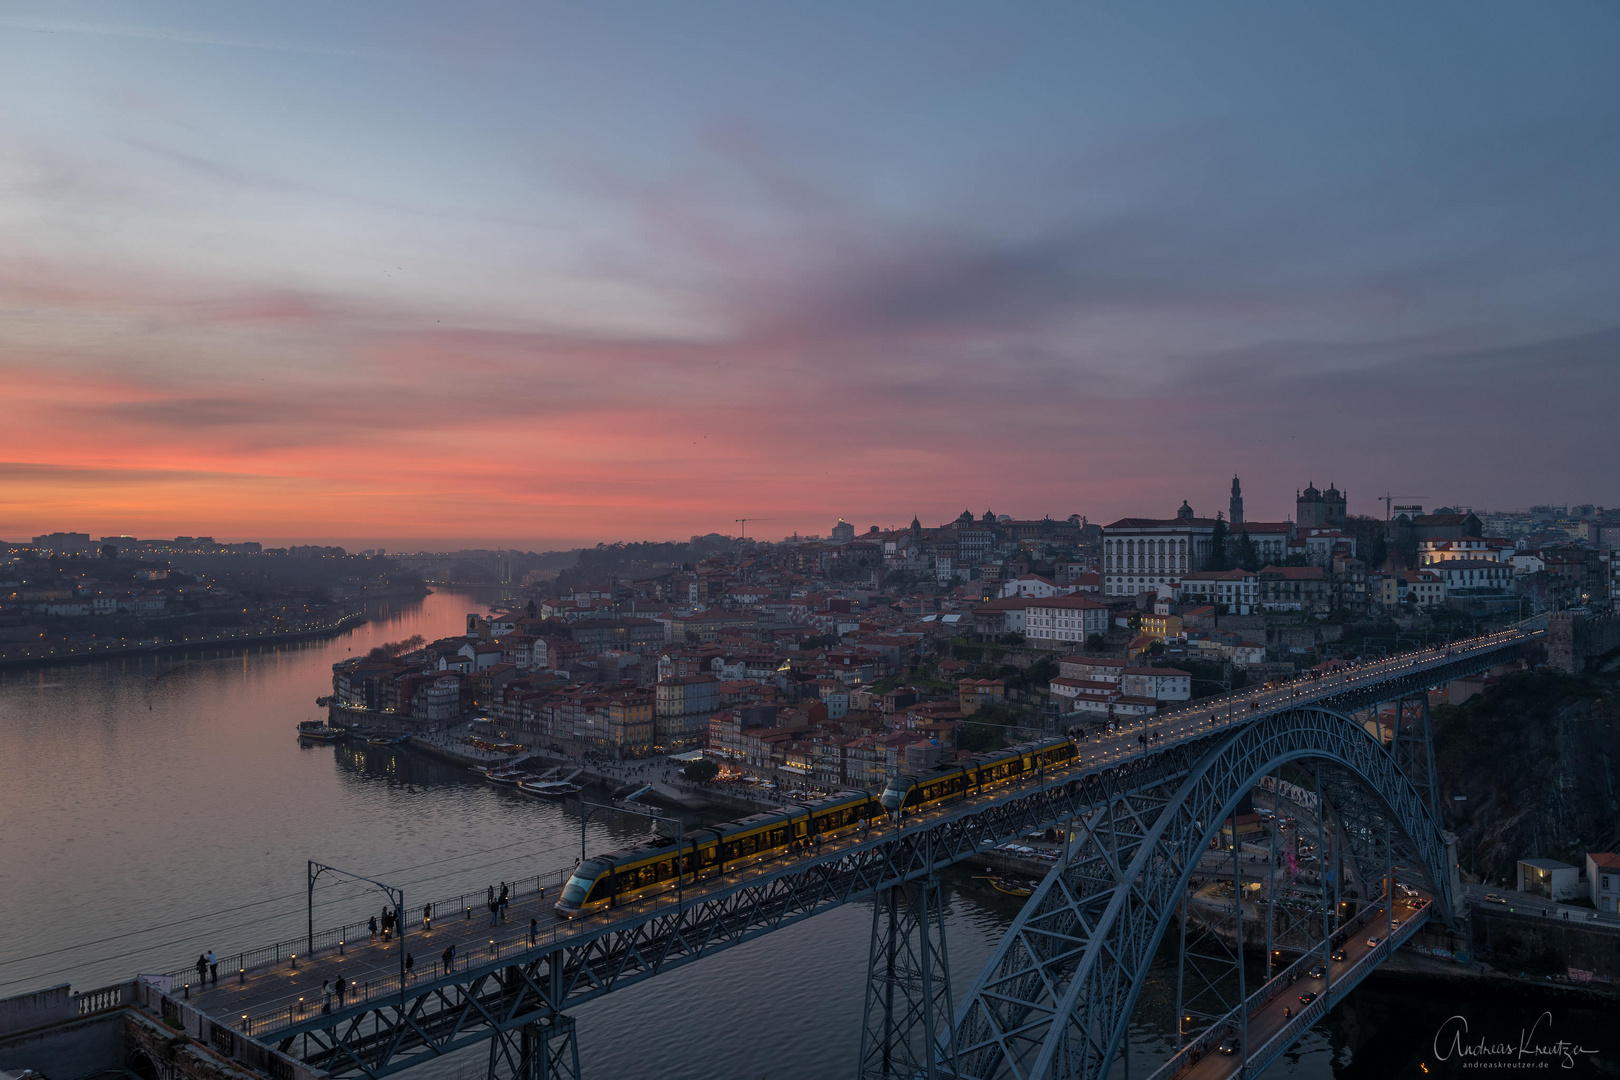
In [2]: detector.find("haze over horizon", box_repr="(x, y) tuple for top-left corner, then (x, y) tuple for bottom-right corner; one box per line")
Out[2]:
(4, 2), (1618, 549)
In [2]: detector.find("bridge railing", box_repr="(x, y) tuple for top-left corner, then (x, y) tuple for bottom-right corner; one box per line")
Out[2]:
(161, 872), (560, 989)
(1142, 898), (1419, 1080)
(1240, 907), (1429, 1073)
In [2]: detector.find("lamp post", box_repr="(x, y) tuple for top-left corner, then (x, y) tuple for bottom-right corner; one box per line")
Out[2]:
(308, 861), (406, 1008)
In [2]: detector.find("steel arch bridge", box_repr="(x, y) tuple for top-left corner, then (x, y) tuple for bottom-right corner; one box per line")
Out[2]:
(147, 629), (1530, 1080)
(944, 704), (1457, 1080)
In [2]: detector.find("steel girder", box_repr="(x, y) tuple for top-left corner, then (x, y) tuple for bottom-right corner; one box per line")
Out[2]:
(485, 1014), (580, 1080)
(271, 743), (1213, 1078)
(264, 636), (1527, 1079)
(945, 704), (1454, 1080)
(859, 878), (956, 1080)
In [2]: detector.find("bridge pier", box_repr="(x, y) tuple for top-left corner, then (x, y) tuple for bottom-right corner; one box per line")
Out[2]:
(858, 877), (954, 1080)
(486, 1014), (580, 1080)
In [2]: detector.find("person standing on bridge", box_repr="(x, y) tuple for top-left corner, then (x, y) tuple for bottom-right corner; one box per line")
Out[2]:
(369, 914), (378, 943)
(405, 952), (414, 981)
(207, 950), (217, 984)
(529, 916), (538, 947)
(195, 954), (207, 988)
(442, 946), (453, 973)
(335, 976), (347, 1005)
(423, 902), (432, 931)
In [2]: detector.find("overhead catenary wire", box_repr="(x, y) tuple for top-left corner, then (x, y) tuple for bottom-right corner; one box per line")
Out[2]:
(0, 840), (581, 982)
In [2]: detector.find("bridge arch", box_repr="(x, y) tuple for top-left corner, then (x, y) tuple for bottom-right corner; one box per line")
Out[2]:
(948, 705), (1455, 1080)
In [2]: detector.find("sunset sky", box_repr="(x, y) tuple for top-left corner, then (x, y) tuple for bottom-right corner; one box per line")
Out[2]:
(2, 2), (1617, 550)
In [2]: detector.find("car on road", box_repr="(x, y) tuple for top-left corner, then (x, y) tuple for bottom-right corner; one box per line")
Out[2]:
(1218, 1036), (1239, 1056)
(1330, 949), (1345, 962)
(1298, 991), (1317, 1004)
(1366, 937), (1380, 947)
(1484, 893), (1506, 904)
(1307, 965), (1325, 978)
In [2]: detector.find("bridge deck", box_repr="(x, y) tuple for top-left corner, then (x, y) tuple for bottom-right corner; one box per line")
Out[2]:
(1161, 894), (1433, 1080)
(168, 630), (1529, 1039)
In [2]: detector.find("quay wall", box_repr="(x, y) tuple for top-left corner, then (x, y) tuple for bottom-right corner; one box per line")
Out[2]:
(1469, 907), (1620, 977)
(0, 612), (368, 673)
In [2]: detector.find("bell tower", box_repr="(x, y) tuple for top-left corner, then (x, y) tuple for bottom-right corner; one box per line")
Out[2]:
(1229, 475), (1244, 525)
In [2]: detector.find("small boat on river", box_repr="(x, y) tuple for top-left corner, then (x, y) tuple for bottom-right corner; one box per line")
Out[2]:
(519, 779), (581, 800)
(974, 874), (1036, 898)
(296, 720), (348, 741)
(483, 767), (526, 787)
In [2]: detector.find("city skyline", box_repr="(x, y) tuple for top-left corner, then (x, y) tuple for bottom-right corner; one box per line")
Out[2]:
(3, 2), (1618, 548)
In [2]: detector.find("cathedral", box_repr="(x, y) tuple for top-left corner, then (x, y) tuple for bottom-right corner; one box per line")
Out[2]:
(1296, 482), (1348, 528)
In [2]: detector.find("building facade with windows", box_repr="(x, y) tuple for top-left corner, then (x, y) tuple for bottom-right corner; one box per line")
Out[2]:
(1023, 594), (1111, 647)
(1101, 504), (1219, 598)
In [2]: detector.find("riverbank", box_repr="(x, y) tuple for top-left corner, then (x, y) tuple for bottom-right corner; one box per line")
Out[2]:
(0, 612), (369, 672)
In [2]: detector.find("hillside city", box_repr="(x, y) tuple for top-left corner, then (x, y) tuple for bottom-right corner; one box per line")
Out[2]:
(312, 480), (1617, 784)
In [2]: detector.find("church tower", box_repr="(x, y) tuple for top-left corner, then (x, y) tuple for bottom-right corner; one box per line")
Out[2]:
(1229, 475), (1244, 525)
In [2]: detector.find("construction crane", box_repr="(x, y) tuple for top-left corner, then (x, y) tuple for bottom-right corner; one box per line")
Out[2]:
(1380, 493), (1429, 520)
(734, 518), (774, 540)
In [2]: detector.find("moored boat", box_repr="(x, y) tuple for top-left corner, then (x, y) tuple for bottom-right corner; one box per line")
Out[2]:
(297, 720), (348, 741)
(484, 767), (526, 787)
(520, 779), (581, 800)
(974, 874), (1035, 898)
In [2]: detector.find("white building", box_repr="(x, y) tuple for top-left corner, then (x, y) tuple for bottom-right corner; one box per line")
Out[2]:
(1420, 537), (1513, 565)
(1121, 667), (1192, 702)
(1000, 574), (1075, 599)
(1231, 522), (1292, 565)
(1587, 853), (1620, 914)
(1517, 858), (1580, 902)
(1058, 655), (1126, 683)
(1101, 505), (1219, 598)
(1023, 595), (1111, 648)
(1437, 560), (1513, 594)
(1178, 569), (1258, 614)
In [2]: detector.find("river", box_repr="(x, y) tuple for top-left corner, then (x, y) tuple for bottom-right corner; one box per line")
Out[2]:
(1, 588), (1611, 1079)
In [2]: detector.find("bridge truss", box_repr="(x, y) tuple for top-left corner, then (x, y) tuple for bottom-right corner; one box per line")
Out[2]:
(942, 704), (1459, 1080)
(252, 637), (1523, 1080)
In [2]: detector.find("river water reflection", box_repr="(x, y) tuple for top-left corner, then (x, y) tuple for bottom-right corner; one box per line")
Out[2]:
(0, 589), (1609, 1079)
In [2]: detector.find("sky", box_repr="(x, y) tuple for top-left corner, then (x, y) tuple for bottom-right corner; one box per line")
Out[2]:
(1, 2), (1617, 550)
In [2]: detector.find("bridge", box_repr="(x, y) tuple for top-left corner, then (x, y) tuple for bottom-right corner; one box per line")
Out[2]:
(388, 551), (518, 586)
(45, 627), (1539, 1080)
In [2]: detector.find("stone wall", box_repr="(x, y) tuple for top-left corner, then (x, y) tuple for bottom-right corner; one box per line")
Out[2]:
(1469, 907), (1620, 978)
(1547, 611), (1620, 675)
(0, 1009), (125, 1080)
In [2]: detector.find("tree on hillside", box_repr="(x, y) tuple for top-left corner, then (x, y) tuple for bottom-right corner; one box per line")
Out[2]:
(1207, 516), (1233, 571)
(683, 759), (720, 783)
